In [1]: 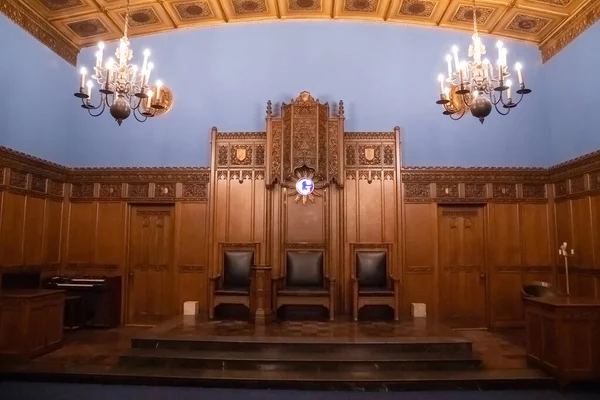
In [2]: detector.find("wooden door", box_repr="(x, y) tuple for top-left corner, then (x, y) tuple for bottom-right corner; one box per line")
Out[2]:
(438, 206), (487, 328)
(127, 205), (175, 324)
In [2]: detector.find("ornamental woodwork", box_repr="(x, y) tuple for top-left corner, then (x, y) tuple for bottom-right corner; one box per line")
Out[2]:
(523, 183), (546, 199)
(570, 176), (585, 193)
(9, 170), (27, 188)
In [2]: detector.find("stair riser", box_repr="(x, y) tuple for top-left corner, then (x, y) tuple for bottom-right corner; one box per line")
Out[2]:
(119, 356), (481, 371)
(131, 339), (472, 355)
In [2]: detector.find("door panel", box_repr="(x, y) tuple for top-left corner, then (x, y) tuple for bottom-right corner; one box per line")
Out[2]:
(127, 205), (175, 324)
(439, 206), (487, 328)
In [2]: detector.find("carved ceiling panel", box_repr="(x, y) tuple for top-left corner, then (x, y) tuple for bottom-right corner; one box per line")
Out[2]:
(1, 0), (597, 66)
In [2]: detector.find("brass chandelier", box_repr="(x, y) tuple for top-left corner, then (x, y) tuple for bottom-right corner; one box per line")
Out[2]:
(74, 0), (165, 125)
(435, 1), (531, 124)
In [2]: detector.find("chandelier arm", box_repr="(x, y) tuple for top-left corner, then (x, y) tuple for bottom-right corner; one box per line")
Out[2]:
(461, 94), (473, 108)
(510, 92), (526, 107)
(449, 110), (466, 120)
(132, 107), (149, 123)
(490, 90), (504, 106)
(87, 101), (107, 117)
(493, 101), (511, 116)
(80, 96), (104, 111)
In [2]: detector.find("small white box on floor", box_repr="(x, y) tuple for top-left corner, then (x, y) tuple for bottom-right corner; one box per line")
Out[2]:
(183, 301), (199, 316)
(411, 303), (426, 318)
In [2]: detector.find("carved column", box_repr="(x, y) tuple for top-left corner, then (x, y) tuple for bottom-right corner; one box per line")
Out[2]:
(250, 264), (273, 325)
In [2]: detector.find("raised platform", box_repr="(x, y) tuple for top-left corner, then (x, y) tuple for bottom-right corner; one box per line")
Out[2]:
(0, 317), (554, 391)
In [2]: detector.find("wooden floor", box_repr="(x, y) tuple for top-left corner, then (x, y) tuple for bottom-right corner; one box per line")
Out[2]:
(0, 317), (553, 391)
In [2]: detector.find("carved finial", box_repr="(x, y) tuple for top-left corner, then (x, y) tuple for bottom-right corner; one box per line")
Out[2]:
(338, 100), (344, 117)
(211, 126), (218, 133)
(266, 100), (272, 118)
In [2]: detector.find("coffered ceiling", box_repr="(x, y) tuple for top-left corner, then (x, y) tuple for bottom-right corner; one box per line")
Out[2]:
(1, 0), (599, 65)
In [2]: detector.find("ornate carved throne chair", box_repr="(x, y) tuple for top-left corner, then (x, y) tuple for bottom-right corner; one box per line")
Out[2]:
(351, 243), (400, 321)
(209, 243), (259, 319)
(272, 245), (335, 321)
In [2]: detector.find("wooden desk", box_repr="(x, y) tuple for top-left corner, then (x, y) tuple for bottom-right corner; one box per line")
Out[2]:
(524, 296), (600, 386)
(0, 289), (65, 358)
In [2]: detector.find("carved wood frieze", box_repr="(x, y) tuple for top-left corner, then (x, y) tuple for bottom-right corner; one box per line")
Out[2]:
(48, 180), (64, 196)
(155, 183), (176, 198)
(591, 172), (600, 191)
(404, 183), (431, 200)
(215, 132), (266, 140)
(30, 175), (46, 193)
(285, 242), (325, 249)
(465, 183), (487, 199)
(217, 145), (228, 166)
(66, 263), (119, 271)
(69, 167), (210, 183)
(523, 183), (547, 199)
(402, 167), (548, 183)
(570, 175), (586, 194)
(555, 180), (568, 197)
(230, 144), (253, 166)
(133, 264), (169, 271)
(99, 183), (122, 198)
(346, 144), (356, 166)
(444, 265), (478, 273)
(178, 265), (206, 273)
(328, 120), (339, 180)
(256, 144), (265, 166)
(383, 144), (394, 166)
(436, 183), (459, 199)
(128, 183), (150, 198)
(182, 183), (208, 200)
(9, 170), (27, 188)
(406, 266), (433, 274)
(271, 120), (282, 180)
(358, 145), (381, 166)
(492, 183), (517, 200)
(71, 183), (94, 198)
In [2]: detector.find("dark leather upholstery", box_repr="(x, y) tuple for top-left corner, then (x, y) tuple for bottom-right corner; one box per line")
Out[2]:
(358, 288), (394, 296)
(285, 251), (324, 288)
(223, 250), (253, 288)
(356, 251), (387, 288)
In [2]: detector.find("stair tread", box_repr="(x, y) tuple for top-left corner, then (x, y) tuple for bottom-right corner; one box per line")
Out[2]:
(3, 362), (550, 383)
(123, 348), (480, 362)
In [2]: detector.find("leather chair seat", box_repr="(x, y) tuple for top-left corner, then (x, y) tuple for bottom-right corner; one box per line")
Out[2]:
(278, 287), (329, 296)
(358, 287), (394, 296)
(215, 287), (250, 296)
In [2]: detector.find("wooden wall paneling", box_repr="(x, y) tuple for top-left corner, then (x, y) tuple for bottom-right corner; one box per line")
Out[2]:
(94, 202), (125, 271)
(176, 202), (208, 313)
(490, 203), (524, 327)
(23, 195), (45, 266)
(571, 197), (593, 269)
(66, 202), (96, 266)
(343, 176), (357, 313)
(592, 195), (600, 271)
(228, 174), (253, 243)
(554, 200), (572, 293)
(0, 192), (26, 266)
(403, 203), (436, 317)
(44, 199), (63, 265)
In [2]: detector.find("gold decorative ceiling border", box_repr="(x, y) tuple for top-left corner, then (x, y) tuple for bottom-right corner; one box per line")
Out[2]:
(0, 0), (79, 66)
(539, 0), (600, 63)
(0, 0), (599, 67)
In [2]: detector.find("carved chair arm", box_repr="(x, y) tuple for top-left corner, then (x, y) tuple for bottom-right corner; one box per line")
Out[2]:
(209, 274), (222, 281)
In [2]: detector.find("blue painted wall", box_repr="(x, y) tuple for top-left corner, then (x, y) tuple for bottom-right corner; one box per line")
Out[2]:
(0, 17), (73, 164)
(542, 20), (600, 165)
(69, 21), (548, 167)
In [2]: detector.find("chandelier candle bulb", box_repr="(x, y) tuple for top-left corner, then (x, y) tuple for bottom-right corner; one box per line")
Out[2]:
(79, 67), (86, 89)
(506, 80), (512, 100)
(87, 81), (93, 100)
(156, 80), (163, 101)
(146, 63), (154, 86)
(452, 46), (460, 72)
(446, 55), (453, 78)
(147, 90), (153, 108)
(438, 75), (445, 95)
(141, 50), (150, 75)
(444, 87), (450, 100)
(515, 63), (523, 85)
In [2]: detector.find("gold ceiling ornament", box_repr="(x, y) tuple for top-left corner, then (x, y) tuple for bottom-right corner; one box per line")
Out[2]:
(435, 0), (532, 124)
(73, 0), (167, 126)
(141, 84), (174, 116)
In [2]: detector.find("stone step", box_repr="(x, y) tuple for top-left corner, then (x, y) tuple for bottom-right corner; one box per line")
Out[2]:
(119, 348), (482, 371)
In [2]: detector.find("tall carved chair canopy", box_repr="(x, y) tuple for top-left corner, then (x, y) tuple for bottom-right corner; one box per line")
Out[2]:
(350, 243), (400, 321)
(272, 245), (335, 321)
(209, 243), (259, 319)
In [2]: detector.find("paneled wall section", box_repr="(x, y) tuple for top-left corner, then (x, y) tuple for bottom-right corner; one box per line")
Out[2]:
(2, 145), (600, 326)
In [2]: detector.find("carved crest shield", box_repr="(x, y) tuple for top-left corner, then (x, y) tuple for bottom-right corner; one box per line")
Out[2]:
(364, 148), (375, 162)
(236, 148), (247, 162)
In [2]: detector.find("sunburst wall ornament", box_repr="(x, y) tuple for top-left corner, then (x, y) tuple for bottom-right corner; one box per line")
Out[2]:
(284, 165), (327, 205)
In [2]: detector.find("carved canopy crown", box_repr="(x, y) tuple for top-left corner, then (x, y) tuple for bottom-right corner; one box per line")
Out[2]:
(269, 91), (344, 187)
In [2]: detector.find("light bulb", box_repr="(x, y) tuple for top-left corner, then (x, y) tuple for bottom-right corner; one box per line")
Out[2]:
(452, 45), (458, 52)
(98, 42), (105, 50)
(144, 49), (150, 57)
(438, 74), (445, 82)
(105, 57), (115, 69)
(496, 41), (503, 49)
(483, 58), (490, 64)
(515, 62), (522, 71)
(506, 79), (512, 87)
(86, 80), (93, 88)
(445, 54), (452, 62)
(80, 67), (87, 75)
(133, 65), (138, 72)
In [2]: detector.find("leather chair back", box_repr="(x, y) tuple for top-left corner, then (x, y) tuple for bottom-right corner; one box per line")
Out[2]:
(356, 251), (387, 288)
(223, 250), (253, 288)
(286, 251), (324, 288)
